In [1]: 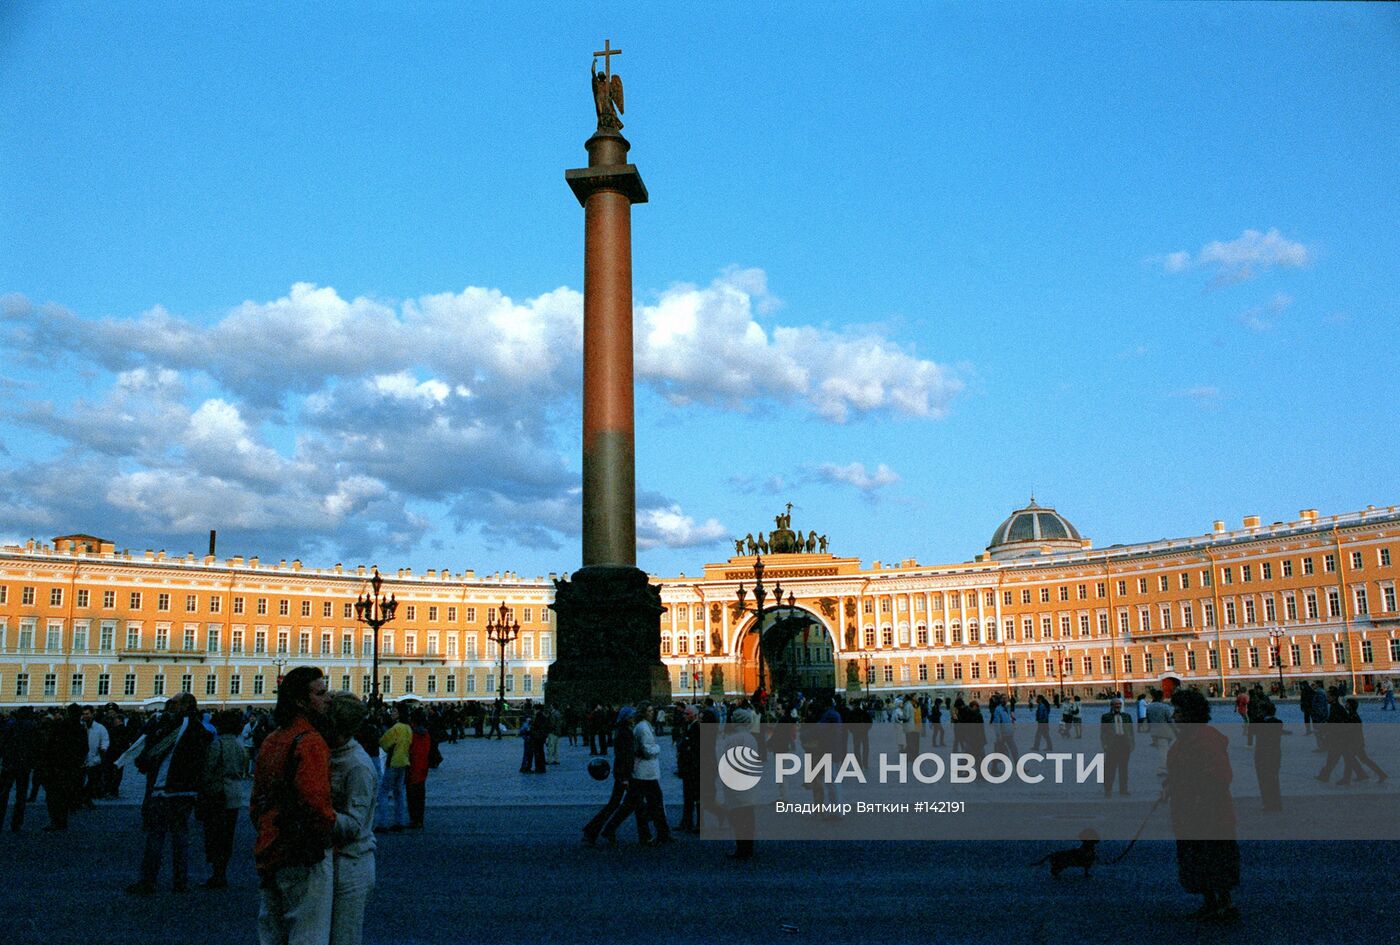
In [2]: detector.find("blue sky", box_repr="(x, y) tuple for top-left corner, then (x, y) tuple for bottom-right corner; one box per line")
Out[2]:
(1, 3), (1397, 578)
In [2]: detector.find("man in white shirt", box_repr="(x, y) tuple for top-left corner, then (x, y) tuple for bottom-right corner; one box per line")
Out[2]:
(81, 705), (109, 808)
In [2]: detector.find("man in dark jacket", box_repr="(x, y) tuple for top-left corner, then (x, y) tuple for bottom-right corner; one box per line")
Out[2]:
(41, 704), (88, 830)
(126, 693), (212, 894)
(0, 707), (39, 831)
(582, 707), (636, 844)
(1100, 697), (1136, 797)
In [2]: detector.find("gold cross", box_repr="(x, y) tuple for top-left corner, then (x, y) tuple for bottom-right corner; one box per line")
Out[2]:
(593, 38), (621, 79)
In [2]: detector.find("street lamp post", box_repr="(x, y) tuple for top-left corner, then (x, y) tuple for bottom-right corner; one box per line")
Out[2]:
(485, 602), (520, 732)
(733, 556), (795, 699)
(353, 568), (398, 709)
(272, 656), (288, 690)
(1268, 627), (1286, 696)
(1051, 643), (1068, 705)
(860, 649), (874, 694)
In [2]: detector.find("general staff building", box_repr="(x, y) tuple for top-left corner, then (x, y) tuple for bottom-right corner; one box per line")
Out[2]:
(1, 500), (1397, 706)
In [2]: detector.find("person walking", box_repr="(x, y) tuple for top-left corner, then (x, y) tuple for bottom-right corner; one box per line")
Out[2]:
(1145, 689), (1177, 747)
(327, 693), (377, 945)
(1339, 698), (1388, 784)
(583, 707), (636, 845)
(198, 709), (248, 889)
(0, 706), (39, 831)
(1099, 697), (1136, 797)
(374, 705), (411, 833)
(1315, 687), (1363, 784)
(624, 702), (672, 845)
(250, 666), (336, 945)
(127, 693), (213, 894)
(1381, 684), (1396, 712)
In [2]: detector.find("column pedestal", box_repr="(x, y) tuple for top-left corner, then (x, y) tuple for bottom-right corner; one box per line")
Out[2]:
(547, 565), (671, 708)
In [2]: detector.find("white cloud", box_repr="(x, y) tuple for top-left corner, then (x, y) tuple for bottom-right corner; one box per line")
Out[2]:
(636, 269), (962, 422)
(816, 462), (900, 493)
(1239, 293), (1292, 332)
(0, 270), (955, 561)
(637, 503), (728, 550)
(1158, 228), (1311, 286)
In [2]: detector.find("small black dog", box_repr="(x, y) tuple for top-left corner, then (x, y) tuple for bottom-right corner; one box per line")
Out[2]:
(1030, 828), (1099, 878)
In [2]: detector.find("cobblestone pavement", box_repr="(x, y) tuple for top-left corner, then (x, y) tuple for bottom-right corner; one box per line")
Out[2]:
(1, 701), (1391, 944)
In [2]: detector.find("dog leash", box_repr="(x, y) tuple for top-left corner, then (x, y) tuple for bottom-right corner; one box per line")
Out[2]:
(1105, 793), (1166, 864)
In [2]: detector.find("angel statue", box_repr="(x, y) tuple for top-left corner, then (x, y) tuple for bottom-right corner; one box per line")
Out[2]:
(734, 537), (745, 556)
(591, 58), (624, 131)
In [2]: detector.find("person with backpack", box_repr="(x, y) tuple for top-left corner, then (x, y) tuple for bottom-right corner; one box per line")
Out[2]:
(250, 666), (335, 945)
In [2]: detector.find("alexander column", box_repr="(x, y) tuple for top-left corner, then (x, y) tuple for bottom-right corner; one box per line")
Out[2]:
(547, 41), (670, 708)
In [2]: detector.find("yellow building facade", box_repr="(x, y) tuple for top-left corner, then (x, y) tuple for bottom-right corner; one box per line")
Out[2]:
(2, 502), (1398, 706)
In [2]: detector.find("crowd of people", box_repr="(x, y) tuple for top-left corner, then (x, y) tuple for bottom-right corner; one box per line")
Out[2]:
(0, 677), (1394, 935)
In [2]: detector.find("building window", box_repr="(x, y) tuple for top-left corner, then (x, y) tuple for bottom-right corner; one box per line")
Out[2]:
(130, 592), (142, 609)
(1350, 551), (1363, 571)
(1334, 641), (1346, 664)
(232, 629), (244, 654)
(154, 626), (169, 650)
(183, 626), (197, 651)
(180, 673), (193, 694)
(343, 633), (353, 656)
(1324, 554), (1336, 573)
(230, 674), (242, 696)
(103, 590), (116, 609)
(152, 673), (166, 696)
(98, 673), (110, 696)
(1228, 649), (1240, 670)
(15, 673), (29, 697)
(233, 596), (245, 615)
(1290, 643), (1301, 666)
(1040, 588), (1051, 604)
(21, 586), (36, 606)
(1222, 568), (1232, 586)
(1244, 599), (1256, 624)
(1303, 557), (1314, 576)
(1282, 559), (1293, 578)
(447, 606), (458, 622)
(1059, 586), (1070, 602)
(881, 627), (894, 647)
(1158, 575), (1169, 593)
(1137, 578), (1149, 594)
(1261, 562), (1273, 580)
(404, 675), (415, 694)
(1326, 590), (1341, 618)
(1305, 592), (1319, 620)
(1242, 565), (1252, 583)
(1179, 572), (1190, 590)
(254, 674), (265, 696)
(300, 600), (311, 617)
(343, 602), (353, 619)
(1122, 654), (1133, 674)
(1264, 597), (1276, 622)
(321, 632), (332, 655)
(207, 626), (220, 653)
(323, 601), (333, 618)
(1181, 604), (1193, 629)
(1201, 602), (1214, 626)
(298, 631), (310, 654)
(1201, 570), (1212, 588)
(1224, 601), (1237, 626)
(210, 596), (221, 614)
(466, 607), (477, 622)
(1383, 586), (1396, 613)
(1247, 647), (1260, 669)
(1187, 649), (1198, 671)
(1361, 639), (1374, 664)
(257, 598), (268, 616)
(70, 672), (84, 696)
(1380, 548), (1391, 567)
(1354, 588), (1369, 616)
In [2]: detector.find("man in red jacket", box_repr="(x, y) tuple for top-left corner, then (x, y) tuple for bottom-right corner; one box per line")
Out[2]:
(251, 666), (334, 945)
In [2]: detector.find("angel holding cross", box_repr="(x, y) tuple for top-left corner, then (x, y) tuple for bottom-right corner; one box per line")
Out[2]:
(591, 40), (624, 132)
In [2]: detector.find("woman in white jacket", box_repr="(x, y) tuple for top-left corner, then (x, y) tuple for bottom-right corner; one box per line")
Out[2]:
(327, 693), (378, 945)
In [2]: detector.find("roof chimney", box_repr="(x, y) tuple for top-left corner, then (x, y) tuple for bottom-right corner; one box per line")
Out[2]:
(1299, 509), (1318, 522)
(1243, 515), (1261, 528)
(1212, 520), (1225, 533)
